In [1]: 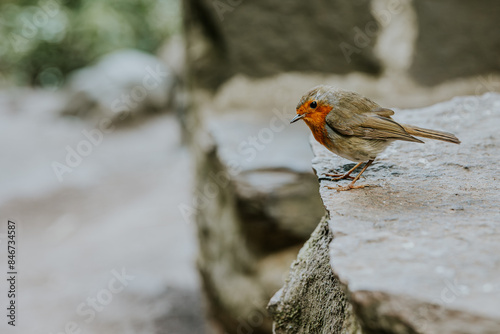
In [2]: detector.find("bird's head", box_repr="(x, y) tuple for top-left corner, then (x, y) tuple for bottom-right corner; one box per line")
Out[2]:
(290, 85), (337, 127)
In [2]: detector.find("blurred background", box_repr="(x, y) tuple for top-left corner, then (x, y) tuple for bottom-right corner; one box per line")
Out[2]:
(0, 0), (499, 333)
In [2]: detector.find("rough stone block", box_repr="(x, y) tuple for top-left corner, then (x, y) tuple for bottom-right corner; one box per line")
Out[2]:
(410, 0), (500, 85)
(267, 217), (362, 334)
(184, 0), (381, 89)
(192, 108), (325, 333)
(270, 93), (500, 333)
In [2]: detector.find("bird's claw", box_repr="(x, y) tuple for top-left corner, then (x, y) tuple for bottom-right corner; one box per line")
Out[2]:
(327, 183), (369, 191)
(323, 173), (355, 181)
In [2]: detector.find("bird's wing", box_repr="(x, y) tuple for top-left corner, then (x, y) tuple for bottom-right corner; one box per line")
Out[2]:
(325, 105), (423, 143)
(371, 107), (395, 117)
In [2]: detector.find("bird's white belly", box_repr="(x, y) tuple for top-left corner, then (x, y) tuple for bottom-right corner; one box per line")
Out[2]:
(325, 127), (391, 162)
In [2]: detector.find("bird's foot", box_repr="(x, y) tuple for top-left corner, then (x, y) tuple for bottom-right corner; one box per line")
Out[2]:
(321, 172), (355, 181)
(327, 183), (369, 191)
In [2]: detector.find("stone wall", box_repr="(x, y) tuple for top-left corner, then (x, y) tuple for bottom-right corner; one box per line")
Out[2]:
(183, 1), (500, 333)
(189, 104), (325, 333)
(184, 0), (500, 93)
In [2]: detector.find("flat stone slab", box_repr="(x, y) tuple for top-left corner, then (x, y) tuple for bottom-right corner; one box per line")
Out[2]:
(311, 93), (500, 332)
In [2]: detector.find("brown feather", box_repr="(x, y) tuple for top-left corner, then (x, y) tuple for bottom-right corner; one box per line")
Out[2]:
(325, 103), (423, 143)
(402, 125), (461, 144)
(372, 107), (395, 117)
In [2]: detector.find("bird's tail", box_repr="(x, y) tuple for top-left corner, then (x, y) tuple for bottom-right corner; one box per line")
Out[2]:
(402, 125), (461, 144)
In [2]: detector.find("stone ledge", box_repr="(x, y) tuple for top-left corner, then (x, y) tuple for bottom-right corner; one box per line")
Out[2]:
(269, 93), (500, 333)
(315, 93), (500, 333)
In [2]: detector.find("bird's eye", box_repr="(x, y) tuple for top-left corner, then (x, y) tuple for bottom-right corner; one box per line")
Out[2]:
(309, 101), (317, 109)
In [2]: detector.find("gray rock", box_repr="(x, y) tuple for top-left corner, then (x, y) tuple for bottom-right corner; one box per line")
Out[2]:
(410, 0), (500, 85)
(191, 108), (325, 333)
(267, 217), (362, 334)
(183, 0), (500, 94)
(183, 0), (381, 89)
(275, 93), (500, 333)
(318, 93), (500, 333)
(62, 49), (176, 123)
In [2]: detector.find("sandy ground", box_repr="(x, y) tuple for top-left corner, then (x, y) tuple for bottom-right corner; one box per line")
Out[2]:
(0, 90), (205, 334)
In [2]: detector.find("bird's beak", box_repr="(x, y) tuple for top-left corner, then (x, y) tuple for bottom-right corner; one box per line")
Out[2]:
(290, 113), (306, 124)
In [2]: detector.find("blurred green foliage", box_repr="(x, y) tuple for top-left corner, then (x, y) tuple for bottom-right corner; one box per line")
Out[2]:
(0, 0), (180, 88)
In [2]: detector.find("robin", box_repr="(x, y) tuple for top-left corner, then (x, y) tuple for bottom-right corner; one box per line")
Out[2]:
(290, 85), (460, 191)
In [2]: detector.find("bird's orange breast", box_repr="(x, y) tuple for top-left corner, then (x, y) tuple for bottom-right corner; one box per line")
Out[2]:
(303, 104), (334, 148)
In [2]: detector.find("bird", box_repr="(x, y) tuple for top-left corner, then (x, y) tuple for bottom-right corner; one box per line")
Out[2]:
(290, 85), (460, 191)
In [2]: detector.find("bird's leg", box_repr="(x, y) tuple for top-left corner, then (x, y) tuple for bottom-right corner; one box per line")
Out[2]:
(328, 160), (374, 191)
(322, 162), (363, 181)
